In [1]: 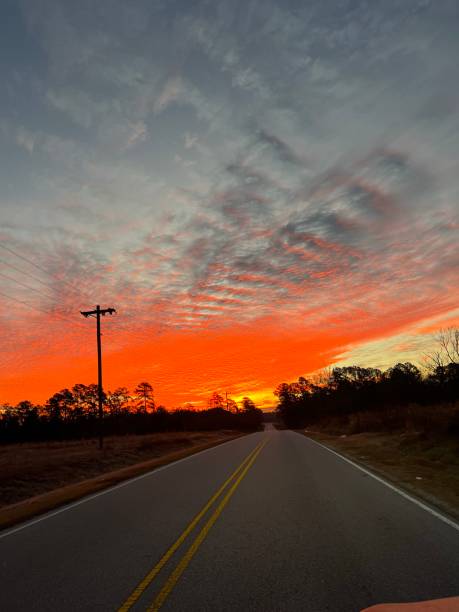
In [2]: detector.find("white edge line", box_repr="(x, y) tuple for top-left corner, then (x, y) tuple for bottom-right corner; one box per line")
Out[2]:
(0, 432), (261, 541)
(302, 434), (459, 533)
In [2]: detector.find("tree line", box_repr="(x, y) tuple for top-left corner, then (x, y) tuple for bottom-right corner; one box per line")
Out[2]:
(276, 329), (459, 430)
(0, 381), (263, 443)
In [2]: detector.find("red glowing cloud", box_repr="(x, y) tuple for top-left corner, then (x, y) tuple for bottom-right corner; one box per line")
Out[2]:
(1, 143), (458, 408)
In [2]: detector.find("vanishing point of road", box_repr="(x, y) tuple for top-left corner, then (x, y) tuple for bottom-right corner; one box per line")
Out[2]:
(1, 427), (458, 611)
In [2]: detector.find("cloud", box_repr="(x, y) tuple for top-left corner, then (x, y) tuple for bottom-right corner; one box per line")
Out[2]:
(184, 132), (199, 149)
(1, 0), (459, 406)
(47, 89), (108, 129)
(15, 126), (37, 153)
(154, 77), (184, 114)
(254, 129), (307, 168)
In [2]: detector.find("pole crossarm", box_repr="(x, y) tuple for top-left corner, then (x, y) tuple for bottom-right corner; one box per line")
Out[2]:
(80, 307), (116, 318)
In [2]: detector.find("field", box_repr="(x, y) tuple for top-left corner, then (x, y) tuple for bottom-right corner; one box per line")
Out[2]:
(0, 430), (242, 525)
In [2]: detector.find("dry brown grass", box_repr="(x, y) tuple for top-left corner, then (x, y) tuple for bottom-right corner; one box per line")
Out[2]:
(304, 429), (459, 522)
(311, 402), (459, 436)
(0, 431), (241, 510)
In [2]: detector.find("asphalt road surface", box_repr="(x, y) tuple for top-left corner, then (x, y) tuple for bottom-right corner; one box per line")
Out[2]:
(1, 428), (459, 611)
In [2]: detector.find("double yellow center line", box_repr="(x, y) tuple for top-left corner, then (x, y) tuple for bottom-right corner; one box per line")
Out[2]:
(119, 438), (268, 611)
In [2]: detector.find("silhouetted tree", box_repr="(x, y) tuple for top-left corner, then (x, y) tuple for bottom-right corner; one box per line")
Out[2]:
(274, 382), (307, 428)
(70, 383), (101, 418)
(241, 397), (257, 412)
(425, 327), (459, 371)
(15, 400), (39, 427)
(134, 382), (155, 413)
(208, 392), (225, 410)
(331, 367), (382, 391)
(274, 358), (459, 430)
(106, 387), (130, 415)
(46, 389), (75, 422)
(226, 398), (239, 413)
(0, 383), (263, 443)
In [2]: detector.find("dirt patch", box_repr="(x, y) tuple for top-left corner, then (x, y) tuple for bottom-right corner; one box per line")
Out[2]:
(0, 431), (244, 531)
(304, 430), (459, 522)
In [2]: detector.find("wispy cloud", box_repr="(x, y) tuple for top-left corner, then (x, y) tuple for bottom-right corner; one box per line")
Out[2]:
(1, 0), (458, 406)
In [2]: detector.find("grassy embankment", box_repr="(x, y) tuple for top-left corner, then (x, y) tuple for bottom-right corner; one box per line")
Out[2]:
(0, 430), (244, 530)
(303, 402), (459, 521)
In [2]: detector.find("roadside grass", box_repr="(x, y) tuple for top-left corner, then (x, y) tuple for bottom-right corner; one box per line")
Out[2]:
(310, 402), (459, 437)
(0, 431), (242, 513)
(304, 428), (459, 522)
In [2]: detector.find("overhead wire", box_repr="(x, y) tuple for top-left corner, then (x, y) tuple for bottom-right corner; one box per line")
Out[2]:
(0, 286), (86, 329)
(0, 256), (92, 324)
(0, 243), (143, 390)
(0, 271), (56, 302)
(0, 241), (99, 327)
(0, 242), (94, 303)
(0, 242), (133, 313)
(0, 289), (53, 316)
(0, 257), (61, 292)
(0, 288), (89, 330)
(0, 241), (167, 338)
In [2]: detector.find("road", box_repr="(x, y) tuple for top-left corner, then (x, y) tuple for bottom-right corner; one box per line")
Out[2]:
(1, 428), (458, 611)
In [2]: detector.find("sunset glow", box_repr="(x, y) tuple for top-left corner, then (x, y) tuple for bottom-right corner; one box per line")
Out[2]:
(1, 2), (458, 409)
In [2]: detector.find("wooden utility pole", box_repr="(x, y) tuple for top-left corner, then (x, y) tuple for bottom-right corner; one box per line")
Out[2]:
(80, 305), (116, 449)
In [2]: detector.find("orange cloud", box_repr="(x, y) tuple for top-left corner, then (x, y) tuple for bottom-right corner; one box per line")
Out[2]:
(1, 143), (457, 409)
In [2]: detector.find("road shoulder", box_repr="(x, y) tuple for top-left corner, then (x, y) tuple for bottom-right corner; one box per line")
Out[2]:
(302, 430), (459, 524)
(0, 432), (246, 532)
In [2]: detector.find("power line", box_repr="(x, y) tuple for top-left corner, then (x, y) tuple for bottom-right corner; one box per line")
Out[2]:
(0, 242), (93, 301)
(0, 290), (51, 315)
(1, 244), (159, 335)
(0, 243), (159, 336)
(0, 271), (55, 301)
(0, 269), (88, 326)
(51, 310), (89, 329)
(0, 254), (95, 317)
(0, 257), (59, 292)
(0, 289), (89, 329)
(0, 243), (57, 278)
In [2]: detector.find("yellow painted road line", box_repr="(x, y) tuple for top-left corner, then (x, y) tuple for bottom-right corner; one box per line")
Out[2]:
(147, 439), (268, 612)
(118, 440), (264, 612)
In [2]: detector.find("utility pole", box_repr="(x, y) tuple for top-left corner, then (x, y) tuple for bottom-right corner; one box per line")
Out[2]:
(80, 305), (116, 449)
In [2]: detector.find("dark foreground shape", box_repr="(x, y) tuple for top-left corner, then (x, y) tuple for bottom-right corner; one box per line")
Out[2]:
(362, 596), (459, 611)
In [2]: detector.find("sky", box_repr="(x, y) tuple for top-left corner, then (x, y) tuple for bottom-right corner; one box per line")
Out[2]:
(0, 0), (458, 409)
